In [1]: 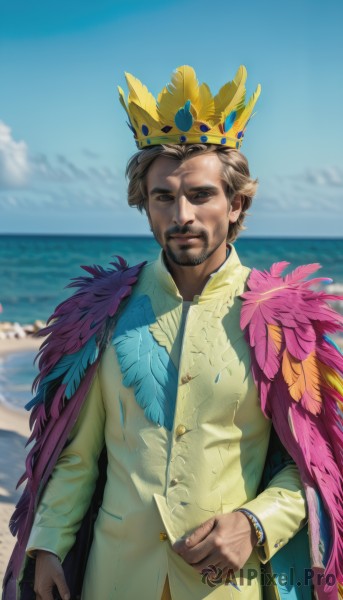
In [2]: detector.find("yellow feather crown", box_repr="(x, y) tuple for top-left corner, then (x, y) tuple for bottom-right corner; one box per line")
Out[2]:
(118, 65), (261, 150)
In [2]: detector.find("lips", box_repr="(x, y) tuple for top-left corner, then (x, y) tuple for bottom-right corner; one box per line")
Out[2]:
(169, 234), (201, 240)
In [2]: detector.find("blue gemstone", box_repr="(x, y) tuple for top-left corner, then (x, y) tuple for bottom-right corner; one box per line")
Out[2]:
(147, 139), (151, 145)
(221, 137), (226, 145)
(142, 125), (149, 136)
(200, 124), (210, 132)
(180, 135), (187, 143)
(236, 142), (240, 149)
(161, 125), (173, 133)
(200, 135), (208, 143)
(237, 131), (244, 139)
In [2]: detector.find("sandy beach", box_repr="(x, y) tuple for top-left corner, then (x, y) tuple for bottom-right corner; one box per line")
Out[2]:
(0, 337), (41, 582)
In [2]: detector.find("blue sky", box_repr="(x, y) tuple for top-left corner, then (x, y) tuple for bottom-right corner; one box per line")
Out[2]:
(0, 0), (342, 236)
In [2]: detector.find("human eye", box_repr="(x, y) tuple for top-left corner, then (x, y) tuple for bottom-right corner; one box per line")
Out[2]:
(156, 194), (174, 202)
(192, 190), (211, 200)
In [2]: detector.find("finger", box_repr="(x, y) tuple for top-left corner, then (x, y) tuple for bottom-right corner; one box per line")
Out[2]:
(35, 591), (54, 600)
(175, 517), (216, 553)
(174, 528), (220, 566)
(54, 571), (70, 600)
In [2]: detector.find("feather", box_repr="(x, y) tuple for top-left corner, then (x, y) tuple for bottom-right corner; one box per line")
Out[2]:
(198, 82), (215, 124)
(118, 85), (130, 120)
(4, 257), (145, 585)
(282, 350), (322, 413)
(113, 294), (178, 430)
(269, 261), (290, 278)
(232, 83), (261, 135)
(174, 100), (194, 132)
(284, 263), (322, 284)
(241, 260), (343, 594)
(124, 72), (159, 121)
(157, 65), (200, 123)
(223, 110), (237, 133)
(214, 65), (247, 120)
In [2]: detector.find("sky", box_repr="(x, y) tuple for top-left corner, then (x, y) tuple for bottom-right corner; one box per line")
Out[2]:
(0, 0), (342, 237)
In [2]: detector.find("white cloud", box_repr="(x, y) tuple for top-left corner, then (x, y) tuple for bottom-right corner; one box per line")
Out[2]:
(0, 121), (341, 236)
(0, 121), (30, 188)
(293, 166), (343, 188)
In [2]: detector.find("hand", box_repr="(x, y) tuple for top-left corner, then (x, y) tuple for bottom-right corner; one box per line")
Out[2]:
(172, 511), (258, 580)
(34, 550), (70, 600)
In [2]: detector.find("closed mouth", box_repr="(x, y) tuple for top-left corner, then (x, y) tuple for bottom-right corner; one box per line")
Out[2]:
(169, 234), (201, 239)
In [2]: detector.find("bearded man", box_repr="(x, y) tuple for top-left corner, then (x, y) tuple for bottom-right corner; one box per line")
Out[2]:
(3, 65), (342, 600)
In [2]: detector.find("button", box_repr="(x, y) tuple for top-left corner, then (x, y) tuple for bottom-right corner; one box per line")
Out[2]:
(175, 424), (187, 437)
(160, 532), (168, 541)
(181, 373), (192, 384)
(170, 478), (179, 486)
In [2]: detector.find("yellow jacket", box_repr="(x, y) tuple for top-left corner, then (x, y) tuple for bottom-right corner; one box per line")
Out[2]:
(26, 245), (307, 599)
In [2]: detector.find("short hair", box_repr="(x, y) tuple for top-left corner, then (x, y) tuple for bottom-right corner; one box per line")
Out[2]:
(126, 144), (258, 243)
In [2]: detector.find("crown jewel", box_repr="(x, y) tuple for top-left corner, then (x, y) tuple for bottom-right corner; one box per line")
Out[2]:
(118, 65), (261, 150)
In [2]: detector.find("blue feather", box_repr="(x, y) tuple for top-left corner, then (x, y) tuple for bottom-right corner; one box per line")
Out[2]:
(25, 336), (99, 410)
(174, 100), (193, 132)
(62, 337), (98, 398)
(224, 110), (237, 132)
(112, 294), (177, 430)
(323, 333), (343, 357)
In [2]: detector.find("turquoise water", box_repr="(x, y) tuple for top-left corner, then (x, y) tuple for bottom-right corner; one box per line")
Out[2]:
(1, 234), (342, 324)
(0, 234), (342, 409)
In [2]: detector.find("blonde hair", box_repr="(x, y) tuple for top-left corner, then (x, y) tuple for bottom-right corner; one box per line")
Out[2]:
(126, 144), (258, 242)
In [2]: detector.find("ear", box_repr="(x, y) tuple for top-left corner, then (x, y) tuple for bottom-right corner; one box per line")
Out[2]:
(228, 194), (243, 223)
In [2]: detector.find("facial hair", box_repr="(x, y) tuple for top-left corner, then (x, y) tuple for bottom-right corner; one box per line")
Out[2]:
(162, 225), (223, 267)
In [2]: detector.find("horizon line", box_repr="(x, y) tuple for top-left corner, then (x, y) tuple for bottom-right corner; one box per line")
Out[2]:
(0, 233), (342, 241)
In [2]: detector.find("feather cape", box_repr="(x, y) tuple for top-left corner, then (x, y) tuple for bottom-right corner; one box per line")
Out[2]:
(2, 258), (343, 600)
(2, 257), (145, 597)
(241, 261), (343, 599)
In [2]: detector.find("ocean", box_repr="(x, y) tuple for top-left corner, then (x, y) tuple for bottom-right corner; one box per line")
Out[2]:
(1, 234), (342, 409)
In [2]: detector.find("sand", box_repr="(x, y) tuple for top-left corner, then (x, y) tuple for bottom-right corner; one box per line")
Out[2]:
(0, 337), (41, 582)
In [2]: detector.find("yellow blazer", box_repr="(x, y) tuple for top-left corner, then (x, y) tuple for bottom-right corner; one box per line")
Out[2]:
(26, 245), (307, 599)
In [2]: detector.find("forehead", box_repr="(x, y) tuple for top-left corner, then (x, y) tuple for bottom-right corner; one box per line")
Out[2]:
(146, 152), (224, 190)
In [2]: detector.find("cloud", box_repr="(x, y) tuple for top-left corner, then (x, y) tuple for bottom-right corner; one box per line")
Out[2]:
(0, 121), (30, 188)
(1, 119), (341, 236)
(293, 166), (343, 188)
(255, 166), (343, 215)
(82, 148), (101, 160)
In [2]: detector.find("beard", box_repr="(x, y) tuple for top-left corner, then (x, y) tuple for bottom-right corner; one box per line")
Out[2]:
(159, 225), (224, 267)
(164, 237), (211, 266)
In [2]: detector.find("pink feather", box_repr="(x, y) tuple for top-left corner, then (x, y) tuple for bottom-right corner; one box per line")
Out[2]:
(240, 260), (343, 594)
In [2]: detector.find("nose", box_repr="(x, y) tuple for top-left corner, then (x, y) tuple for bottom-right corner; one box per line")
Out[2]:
(172, 196), (195, 226)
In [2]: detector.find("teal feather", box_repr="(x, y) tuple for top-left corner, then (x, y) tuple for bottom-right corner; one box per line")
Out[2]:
(62, 337), (99, 398)
(112, 294), (177, 430)
(323, 334), (343, 356)
(28, 336), (98, 407)
(174, 100), (193, 132)
(224, 110), (237, 132)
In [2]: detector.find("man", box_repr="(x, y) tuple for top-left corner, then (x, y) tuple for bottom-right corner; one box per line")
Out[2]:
(3, 65), (342, 600)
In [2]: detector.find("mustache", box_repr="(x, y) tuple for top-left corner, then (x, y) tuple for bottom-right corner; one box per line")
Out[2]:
(166, 225), (206, 238)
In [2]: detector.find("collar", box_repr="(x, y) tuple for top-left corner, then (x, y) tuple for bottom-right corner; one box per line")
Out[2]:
(153, 243), (245, 302)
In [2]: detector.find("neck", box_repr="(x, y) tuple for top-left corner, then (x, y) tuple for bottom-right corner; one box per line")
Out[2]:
(164, 245), (229, 301)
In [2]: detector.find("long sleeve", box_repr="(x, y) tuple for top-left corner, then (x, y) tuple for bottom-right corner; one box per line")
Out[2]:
(26, 370), (106, 563)
(239, 428), (307, 563)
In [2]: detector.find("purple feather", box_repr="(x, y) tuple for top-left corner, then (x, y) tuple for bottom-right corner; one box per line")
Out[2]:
(3, 257), (145, 587)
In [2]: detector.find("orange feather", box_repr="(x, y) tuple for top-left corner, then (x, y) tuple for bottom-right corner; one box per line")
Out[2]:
(282, 349), (322, 414)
